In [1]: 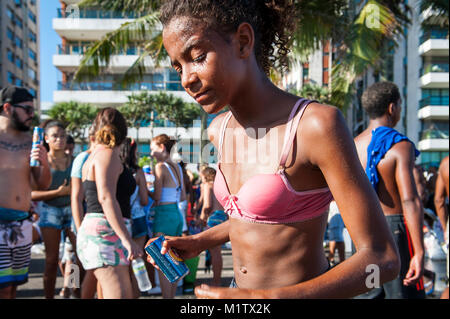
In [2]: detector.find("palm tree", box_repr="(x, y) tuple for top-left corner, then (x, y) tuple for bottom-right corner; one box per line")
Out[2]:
(118, 91), (155, 149)
(47, 101), (98, 143)
(419, 0), (449, 28)
(74, 0), (411, 112)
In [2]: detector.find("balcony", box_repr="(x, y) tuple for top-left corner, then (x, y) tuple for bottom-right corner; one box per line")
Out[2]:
(418, 129), (449, 152)
(53, 17), (135, 41)
(57, 81), (184, 92)
(54, 80), (192, 106)
(53, 52), (169, 73)
(56, 8), (145, 19)
(419, 38), (449, 57)
(418, 96), (449, 120)
(420, 63), (449, 88)
(419, 29), (449, 56)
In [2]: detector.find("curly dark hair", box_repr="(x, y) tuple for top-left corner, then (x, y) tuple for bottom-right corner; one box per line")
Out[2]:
(361, 82), (401, 119)
(159, 0), (297, 75)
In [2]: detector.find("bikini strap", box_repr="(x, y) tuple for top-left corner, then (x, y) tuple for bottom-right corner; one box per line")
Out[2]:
(218, 111), (233, 164)
(279, 99), (316, 169)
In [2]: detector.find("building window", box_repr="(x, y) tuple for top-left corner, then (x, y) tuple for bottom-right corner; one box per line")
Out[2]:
(15, 37), (23, 49)
(28, 10), (37, 24)
(16, 78), (23, 86)
(16, 57), (23, 69)
(28, 30), (37, 43)
(7, 28), (14, 41)
(7, 8), (14, 20)
(420, 152), (449, 170)
(15, 0), (22, 6)
(28, 88), (36, 97)
(7, 49), (14, 63)
(29, 49), (37, 62)
(7, 72), (15, 84)
(28, 68), (36, 80)
(15, 17), (23, 29)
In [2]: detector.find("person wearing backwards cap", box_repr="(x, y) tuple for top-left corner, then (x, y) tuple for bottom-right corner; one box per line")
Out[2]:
(0, 86), (51, 298)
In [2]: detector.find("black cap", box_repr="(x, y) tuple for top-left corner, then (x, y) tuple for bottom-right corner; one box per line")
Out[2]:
(1, 86), (34, 107)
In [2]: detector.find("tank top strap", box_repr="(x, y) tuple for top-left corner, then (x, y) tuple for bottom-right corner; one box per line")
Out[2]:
(177, 163), (184, 187)
(279, 99), (316, 169)
(218, 111), (233, 163)
(163, 162), (180, 188)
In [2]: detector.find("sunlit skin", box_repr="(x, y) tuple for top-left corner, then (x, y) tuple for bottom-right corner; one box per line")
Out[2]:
(434, 156), (448, 299)
(145, 16), (400, 299)
(354, 98), (425, 288)
(0, 102), (50, 212)
(0, 101), (51, 299)
(30, 125), (75, 299)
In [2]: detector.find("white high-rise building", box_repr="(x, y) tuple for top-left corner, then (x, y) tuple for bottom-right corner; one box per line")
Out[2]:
(52, 1), (216, 168)
(285, 1), (449, 169)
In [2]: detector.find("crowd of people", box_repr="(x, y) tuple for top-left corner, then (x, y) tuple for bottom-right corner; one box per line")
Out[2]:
(0, 0), (448, 300)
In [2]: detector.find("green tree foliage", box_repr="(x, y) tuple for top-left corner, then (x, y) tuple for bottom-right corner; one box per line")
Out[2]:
(150, 92), (202, 137)
(290, 84), (332, 105)
(47, 101), (98, 142)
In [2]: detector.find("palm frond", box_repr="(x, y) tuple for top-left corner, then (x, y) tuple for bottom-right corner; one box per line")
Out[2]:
(330, 0), (408, 111)
(79, 0), (162, 14)
(74, 12), (162, 84)
(291, 0), (349, 62)
(418, 0), (449, 28)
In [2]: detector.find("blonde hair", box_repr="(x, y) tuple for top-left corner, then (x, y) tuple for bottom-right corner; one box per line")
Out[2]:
(95, 124), (118, 148)
(92, 108), (127, 148)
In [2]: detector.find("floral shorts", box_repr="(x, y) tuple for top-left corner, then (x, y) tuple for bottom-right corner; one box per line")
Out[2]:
(76, 213), (131, 270)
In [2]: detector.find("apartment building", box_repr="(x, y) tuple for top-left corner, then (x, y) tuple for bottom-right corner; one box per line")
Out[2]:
(52, 1), (216, 166)
(0, 0), (40, 108)
(285, 0), (449, 169)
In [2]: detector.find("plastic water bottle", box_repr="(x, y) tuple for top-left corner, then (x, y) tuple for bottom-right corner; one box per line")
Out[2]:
(132, 257), (152, 292)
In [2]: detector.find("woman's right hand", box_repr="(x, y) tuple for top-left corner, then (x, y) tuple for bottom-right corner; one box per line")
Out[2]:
(56, 179), (71, 196)
(145, 235), (202, 270)
(123, 238), (143, 261)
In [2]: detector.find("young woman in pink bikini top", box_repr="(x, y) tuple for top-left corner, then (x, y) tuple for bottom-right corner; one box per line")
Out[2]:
(146, 0), (400, 299)
(214, 98), (334, 225)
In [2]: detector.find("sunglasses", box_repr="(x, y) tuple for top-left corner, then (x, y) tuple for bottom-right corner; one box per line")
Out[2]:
(13, 104), (35, 115)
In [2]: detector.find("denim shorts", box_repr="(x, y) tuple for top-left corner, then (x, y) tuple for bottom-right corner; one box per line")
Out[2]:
(132, 216), (148, 238)
(327, 214), (345, 242)
(38, 203), (72, 230)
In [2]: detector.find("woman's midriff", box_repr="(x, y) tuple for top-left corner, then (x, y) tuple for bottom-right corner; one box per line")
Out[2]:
(229, 214), (330, 289)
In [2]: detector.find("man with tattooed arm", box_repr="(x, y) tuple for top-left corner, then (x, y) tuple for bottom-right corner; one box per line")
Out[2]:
(0, 86), (51, 298)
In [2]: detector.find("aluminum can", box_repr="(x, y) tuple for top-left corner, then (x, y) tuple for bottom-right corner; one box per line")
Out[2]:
(30, 127), (44, 167)
(145, 235), (190, 283)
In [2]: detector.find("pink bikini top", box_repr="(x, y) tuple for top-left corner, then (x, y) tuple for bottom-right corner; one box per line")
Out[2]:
(214, 98), (334, 224)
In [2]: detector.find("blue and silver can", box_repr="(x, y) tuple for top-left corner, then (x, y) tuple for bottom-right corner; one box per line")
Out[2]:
(30, 127), (44, 167)
(145, 235), (190, 283)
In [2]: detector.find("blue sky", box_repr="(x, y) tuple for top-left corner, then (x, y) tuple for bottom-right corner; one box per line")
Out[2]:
(39, 0), (61, 104)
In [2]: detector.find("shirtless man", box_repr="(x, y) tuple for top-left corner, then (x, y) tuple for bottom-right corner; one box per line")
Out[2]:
(434, 155), (449, 299)
(354, 82), (425, 299)
(0, 86), (51, 298)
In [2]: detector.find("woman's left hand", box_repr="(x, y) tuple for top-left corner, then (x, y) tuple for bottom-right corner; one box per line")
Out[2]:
(194, 284), (268, 299)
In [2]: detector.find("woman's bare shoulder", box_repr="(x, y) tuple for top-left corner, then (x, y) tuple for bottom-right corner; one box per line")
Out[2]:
(300, 102), (348, 139)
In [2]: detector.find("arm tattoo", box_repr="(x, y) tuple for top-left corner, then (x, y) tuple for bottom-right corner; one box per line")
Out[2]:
(0, 139), (32, 152)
